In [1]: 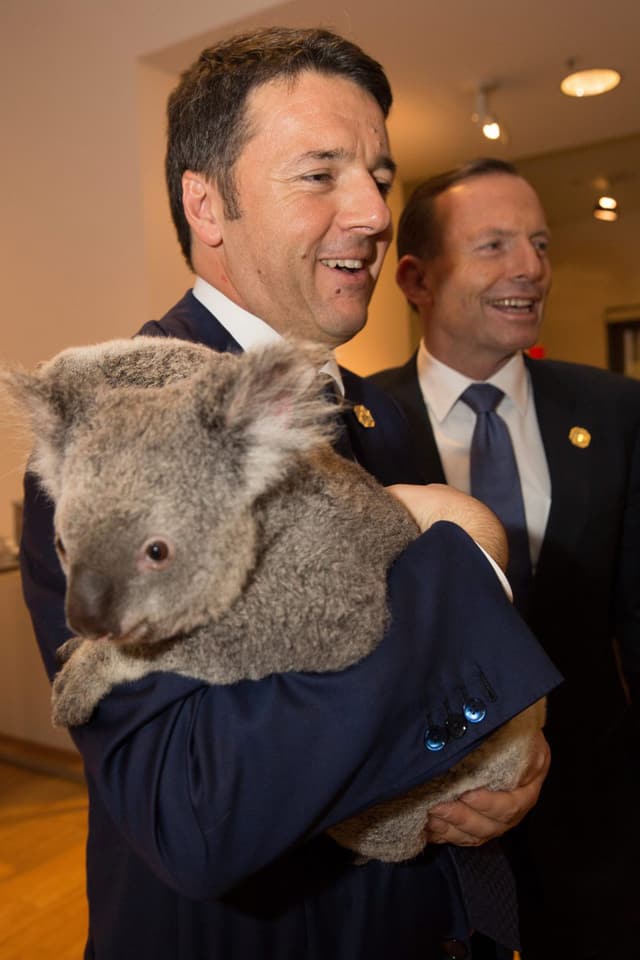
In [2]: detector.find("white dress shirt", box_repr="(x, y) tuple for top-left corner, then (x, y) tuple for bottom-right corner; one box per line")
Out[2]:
(416, 341), (551, 570)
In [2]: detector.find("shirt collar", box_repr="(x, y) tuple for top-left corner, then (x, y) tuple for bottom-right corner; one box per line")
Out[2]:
(417, 340), (529, 423)
(192, 277), (344, 394)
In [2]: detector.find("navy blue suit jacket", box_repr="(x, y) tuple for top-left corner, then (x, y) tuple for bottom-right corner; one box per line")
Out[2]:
(371, 351), (640, 958)
(20, 293), (561, 960)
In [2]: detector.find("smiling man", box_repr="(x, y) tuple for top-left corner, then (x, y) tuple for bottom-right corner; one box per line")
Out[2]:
(372, 157), (640, 960)
(19, 40), (562, 960)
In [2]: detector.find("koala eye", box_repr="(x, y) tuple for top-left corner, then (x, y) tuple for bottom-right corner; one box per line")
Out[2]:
(139, 537), (173, 571)
(146, 541), (169, 562)
(55, 535), (66, 558)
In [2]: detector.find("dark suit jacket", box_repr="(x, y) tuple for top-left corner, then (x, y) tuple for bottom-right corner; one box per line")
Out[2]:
(372, 350), (640, 958)
(19, 293), (561, 960)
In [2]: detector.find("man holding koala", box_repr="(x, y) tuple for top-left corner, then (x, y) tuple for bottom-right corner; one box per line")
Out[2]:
(19, 27), (560, 960)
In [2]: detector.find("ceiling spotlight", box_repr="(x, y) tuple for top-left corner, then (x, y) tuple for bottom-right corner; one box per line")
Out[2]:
(593, 196), (619, 222)
(561, 63), (621, 97)
(482, 119), (502, 141)
(473, 84), (507, 142)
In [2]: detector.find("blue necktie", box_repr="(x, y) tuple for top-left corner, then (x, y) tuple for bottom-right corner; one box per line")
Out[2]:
(460, 383), (532, 610)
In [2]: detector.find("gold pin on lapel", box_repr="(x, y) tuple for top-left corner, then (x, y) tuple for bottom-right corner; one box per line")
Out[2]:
(353, 404), (376, 428)
(569, 426), (591, 448)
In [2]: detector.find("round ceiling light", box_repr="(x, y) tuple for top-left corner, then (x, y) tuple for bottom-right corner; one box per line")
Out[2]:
(561, 68), (621, 97)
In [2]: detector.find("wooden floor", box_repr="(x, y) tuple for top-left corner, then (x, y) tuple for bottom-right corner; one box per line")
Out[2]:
(0, 756), (88, 959)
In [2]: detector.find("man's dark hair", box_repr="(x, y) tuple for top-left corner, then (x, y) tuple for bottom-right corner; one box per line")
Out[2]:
(397, 158), (520, 262)
(166, 26), (393, 268)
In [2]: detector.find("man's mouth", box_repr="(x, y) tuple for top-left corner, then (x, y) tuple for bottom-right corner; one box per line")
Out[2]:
(321, 258), (366, 273)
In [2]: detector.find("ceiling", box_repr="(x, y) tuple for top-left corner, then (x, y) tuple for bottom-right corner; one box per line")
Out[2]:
(146, 0), (640, 224)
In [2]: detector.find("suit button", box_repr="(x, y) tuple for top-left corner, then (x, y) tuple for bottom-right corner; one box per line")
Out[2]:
(441, 938), (469, 958)
(446, 712), (468, 739)
(463, 697), (487, 723)
(424, 725), (448, 751)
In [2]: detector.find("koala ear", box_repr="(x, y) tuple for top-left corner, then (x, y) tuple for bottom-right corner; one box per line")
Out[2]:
(196, 340), (340, 495)
(0, 353), (101, 500)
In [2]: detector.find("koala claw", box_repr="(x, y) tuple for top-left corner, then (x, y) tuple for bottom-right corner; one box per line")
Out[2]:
(52, 665), (95, 727)
(55, 635), (85, 667)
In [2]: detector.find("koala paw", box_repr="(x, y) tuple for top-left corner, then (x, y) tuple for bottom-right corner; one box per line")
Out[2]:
(51, 637), (117, 727)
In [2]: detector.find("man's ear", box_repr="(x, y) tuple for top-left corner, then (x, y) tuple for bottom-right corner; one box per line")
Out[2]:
(181, 171), (224, 248)
(396, 254), (433, 309)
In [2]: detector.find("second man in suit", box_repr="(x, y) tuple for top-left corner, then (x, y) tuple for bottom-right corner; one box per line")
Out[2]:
(372, 157), (640, 960)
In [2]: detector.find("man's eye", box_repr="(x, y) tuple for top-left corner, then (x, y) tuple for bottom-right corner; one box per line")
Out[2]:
(375, 180), (393, 198)
(303, 172), (332, 184)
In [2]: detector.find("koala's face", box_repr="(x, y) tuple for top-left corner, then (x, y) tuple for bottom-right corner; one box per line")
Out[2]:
(54, 388), (258, 645)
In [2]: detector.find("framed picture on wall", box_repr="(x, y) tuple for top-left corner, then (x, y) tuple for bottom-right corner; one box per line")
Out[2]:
(606, 306), (640, 379)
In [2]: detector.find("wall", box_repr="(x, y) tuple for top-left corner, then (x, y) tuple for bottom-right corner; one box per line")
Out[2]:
(537, 208), (640, 368)
(0, 570), (75, 751)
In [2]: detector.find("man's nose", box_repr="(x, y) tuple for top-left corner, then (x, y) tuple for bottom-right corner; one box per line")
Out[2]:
(337, 174), (392, 236)
(511, 240), (547, 282)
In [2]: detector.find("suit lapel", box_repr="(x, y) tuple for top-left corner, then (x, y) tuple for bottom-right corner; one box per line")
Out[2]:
(374, 354), (447, 484)
(341, 368), (424, 485)
(526, 357), (590, 582)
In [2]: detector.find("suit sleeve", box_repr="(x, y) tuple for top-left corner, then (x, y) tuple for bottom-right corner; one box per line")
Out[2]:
(617, 416), (640, 708)
(20, 468), (560, 900)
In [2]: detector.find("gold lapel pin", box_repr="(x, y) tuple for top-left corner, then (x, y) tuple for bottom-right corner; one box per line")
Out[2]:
(568, 426), (591, 449)
(353, 404), (376, 428)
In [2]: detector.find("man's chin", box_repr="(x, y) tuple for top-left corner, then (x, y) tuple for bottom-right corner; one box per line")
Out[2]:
(324, 312), (368, 348)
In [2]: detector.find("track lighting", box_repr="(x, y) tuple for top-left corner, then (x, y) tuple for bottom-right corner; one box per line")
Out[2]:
(593, 196), (618, 222)
(472, 84), (506, 143)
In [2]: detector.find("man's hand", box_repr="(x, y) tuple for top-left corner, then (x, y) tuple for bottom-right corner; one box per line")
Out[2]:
(424, 730), (551, 846)
(387, 483), (508, 572)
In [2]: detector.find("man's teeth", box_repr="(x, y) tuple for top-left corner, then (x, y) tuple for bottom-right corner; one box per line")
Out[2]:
(323, 258), (364, 270)
(492, 298), (535, 308)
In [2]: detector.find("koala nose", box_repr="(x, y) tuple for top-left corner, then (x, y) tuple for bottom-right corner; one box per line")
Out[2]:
(66, 565), (118, 637)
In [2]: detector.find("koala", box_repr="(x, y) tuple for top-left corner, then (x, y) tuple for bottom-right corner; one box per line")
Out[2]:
(2, 336), (544, 862)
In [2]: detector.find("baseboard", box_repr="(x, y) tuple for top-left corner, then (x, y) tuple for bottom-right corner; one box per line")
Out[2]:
(0, 732), (84, 783)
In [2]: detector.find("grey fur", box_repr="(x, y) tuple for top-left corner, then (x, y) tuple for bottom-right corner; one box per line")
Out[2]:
(1, 336), (544, 862)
